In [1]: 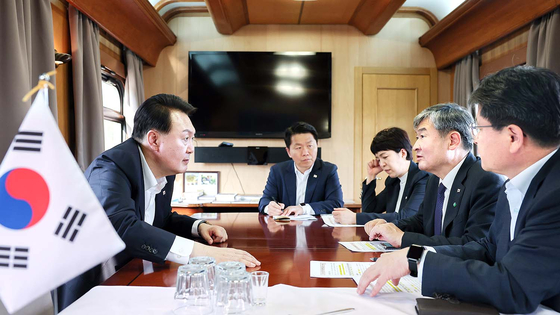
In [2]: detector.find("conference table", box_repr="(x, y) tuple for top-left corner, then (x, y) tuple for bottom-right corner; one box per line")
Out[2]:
(62, 213), (427, 314)
(103, 212), (379, 288)
(61, 213), (559, 315)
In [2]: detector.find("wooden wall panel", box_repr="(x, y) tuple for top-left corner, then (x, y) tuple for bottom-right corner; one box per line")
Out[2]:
(143, 16), (435, 200)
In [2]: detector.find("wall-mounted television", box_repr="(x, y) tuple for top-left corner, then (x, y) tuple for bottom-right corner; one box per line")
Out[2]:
(188, 51), (332, 139)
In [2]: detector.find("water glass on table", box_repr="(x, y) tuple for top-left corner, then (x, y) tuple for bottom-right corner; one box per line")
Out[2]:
(250, 271), (269, 307)
(173, 264), (213, 315)
(215, 271), (253, 314)
(189, 256), (217, 292)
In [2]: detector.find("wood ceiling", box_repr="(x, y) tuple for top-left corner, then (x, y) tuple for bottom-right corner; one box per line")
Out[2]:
(69, 0), (558, 69)
(160, 0), (409, 35)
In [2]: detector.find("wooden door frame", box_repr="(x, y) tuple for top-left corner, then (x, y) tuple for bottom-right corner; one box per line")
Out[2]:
(353, 67), (438, 202)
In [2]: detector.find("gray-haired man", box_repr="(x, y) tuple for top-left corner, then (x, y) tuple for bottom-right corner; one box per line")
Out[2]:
(364, 103), (503, 248)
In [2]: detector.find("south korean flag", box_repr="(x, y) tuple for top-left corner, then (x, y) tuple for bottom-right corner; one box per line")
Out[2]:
(0, 88), (125, 314)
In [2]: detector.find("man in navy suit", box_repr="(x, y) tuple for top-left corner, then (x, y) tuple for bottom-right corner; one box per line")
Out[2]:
(258, 122), (343, 215)
(358, 66), (560, 313)
(365, 104), (503, 248)
(58, 94), (259, 310)
(332, 127), (429, 225)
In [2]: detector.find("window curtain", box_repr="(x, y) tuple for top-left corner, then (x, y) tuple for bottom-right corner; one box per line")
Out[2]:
(0, 0), (57, 161)
(69, 5), (104, 171)
(527, 8), (560, 74)
(453, 52), (480, 109)
(123, 49), (145, 136)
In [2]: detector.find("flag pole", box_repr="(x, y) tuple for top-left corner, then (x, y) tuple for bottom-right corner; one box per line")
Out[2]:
(23, 71), (59, 315)
(22, 70), (57, 102)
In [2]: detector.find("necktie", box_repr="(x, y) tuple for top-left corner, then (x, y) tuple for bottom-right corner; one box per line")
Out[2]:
(434, 183), (446, 235)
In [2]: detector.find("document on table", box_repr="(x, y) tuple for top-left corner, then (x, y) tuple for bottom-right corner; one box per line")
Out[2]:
(310, 261), (374, 278)
(272, 214), (317, 221)
(190, 212), (218, 220)
(321, 214), (365, 227)
(339, 241), (398, 252)
(352, 274), (421, 294)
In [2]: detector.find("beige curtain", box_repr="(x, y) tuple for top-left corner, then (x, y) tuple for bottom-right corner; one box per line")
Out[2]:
(0, 0), (57, 160)
(69, 6), (104, 170)
(453, 52), (480, 108)
(527, 8), (560, 74)
(123, 49), (145, 136)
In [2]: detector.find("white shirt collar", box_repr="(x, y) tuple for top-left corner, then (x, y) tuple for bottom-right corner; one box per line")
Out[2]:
(294, 162), (314, 176)
(398, 170), (408, 186)
(137, 145), (167, 194)
(506, 148), (558, 197)
(440, 154), (468, 189)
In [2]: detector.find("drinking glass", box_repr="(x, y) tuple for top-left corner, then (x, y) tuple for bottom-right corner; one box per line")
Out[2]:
(173, 264), (213, 315)
(215, 271), (252, 314)
(189, 256), (217, 292)
(250, 271), (269, 306)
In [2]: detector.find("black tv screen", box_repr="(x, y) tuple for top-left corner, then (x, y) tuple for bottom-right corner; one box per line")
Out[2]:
(188, 51), (332, 138)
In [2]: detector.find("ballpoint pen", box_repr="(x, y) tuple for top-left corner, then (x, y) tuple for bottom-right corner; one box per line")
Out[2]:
(271, 196), (281, 206)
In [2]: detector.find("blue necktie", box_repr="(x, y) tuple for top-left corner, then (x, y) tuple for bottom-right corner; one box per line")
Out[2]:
(434, 183), (446, 236)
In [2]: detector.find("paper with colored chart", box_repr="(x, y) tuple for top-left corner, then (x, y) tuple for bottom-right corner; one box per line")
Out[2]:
(352, 274), (421, 294)
(310, 261), (374, 278)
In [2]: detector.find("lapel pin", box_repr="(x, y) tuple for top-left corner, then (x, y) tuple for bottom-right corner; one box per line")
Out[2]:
(405, 196), (408, 199)
(163, 191), (166, 195)
(313, 174), (317, 178)
(453, 202), (457, 207)
(457, 189), (461, 193)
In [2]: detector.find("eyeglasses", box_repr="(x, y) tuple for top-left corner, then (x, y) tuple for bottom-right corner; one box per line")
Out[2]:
(471, 125), (494, 136)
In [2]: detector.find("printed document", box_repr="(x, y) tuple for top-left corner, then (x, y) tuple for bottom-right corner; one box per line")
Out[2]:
(310, 261), (374, 278)
(339, 241), (398, 252)
(352, 274), (421, 294)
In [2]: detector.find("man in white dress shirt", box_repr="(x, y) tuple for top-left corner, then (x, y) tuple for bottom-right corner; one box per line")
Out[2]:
(57, 94), (259, 310)
(258, 122), (343, 216)
(357, 66), (560, 313)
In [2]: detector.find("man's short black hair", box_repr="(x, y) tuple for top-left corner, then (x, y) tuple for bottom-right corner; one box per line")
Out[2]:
(370, 127), (413, 160)
(284, 122), (319, 148)
(132, 94), (196, 141)
(469, 66), (560, 148)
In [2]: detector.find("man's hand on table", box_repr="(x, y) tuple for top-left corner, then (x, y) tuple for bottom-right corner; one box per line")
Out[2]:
(191, 243), (261, 268)
(357, 248), (410, 296)
(368, 223), (404, 248)
(282, 205), (304, 216)
(332, 208), (356, 224)
(364, 219), (387, 235)
(198, 223), (228, 244)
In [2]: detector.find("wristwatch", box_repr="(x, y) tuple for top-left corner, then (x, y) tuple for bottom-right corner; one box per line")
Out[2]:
(407, 244), (424, 277)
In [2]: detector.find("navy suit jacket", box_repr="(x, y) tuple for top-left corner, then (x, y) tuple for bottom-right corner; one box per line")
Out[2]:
(258, 159), (343, 214)
(397, 153), (504, 247)
(423, 149), (560, 313)
(356, 161), (429, 225)
(57, 138), (197, 310)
